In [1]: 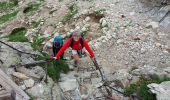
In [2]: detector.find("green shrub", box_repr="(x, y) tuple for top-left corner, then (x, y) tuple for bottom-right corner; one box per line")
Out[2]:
(0, 11), (18, 24)
(7, 27), (28, 42)
(35, 52), (70, 81)
(47, 60), (70, 81)
(47, 62), (60, 81)
(124, 77), (170, 100)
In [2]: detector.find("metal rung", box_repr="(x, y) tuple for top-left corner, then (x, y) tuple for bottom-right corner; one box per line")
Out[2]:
(83, 77), (92, 84)
(87, 67), (95, 72)
(90, 72), (99, 78)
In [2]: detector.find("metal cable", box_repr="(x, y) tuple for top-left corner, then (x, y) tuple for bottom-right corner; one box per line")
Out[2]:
(0, 40), (38, 56)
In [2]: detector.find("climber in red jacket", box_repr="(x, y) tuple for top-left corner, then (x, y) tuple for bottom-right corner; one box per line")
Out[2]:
(53, 29), (96, 67)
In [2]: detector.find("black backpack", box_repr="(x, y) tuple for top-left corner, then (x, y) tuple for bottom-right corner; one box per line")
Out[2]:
(69, 33), (84, 48)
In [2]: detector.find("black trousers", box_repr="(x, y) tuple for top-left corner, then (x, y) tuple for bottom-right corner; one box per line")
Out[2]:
(53, 45), (64, 59)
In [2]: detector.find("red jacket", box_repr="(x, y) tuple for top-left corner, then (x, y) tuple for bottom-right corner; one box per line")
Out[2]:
(55, 38), (95, 58)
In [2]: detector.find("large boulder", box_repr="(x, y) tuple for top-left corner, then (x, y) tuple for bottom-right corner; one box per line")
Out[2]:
(0, 42), (36, 68)
(148, 81), (170, 100)
(26, 77), (54, 99)
(24, 78), (35, 88)
(59, 79), (79, 92)
(131, 65), (168, 79)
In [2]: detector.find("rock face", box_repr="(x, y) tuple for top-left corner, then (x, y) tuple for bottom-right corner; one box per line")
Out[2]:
(59, 79), (78, 92)
(148, 81), (170, 100)
(24, 78), (35, 88)
(1, 0), (170, 99)
(0, 42), (36, 68)
(26, 77), (58, 100)
(112, 69), (132, 88)
(131, 65), (169, 79)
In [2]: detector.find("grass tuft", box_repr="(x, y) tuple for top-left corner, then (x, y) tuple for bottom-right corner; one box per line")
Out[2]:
(7, 27), (28, 42)
(0, 11), (18, 24)
(0, 0), (18, 12)
(124, 77), (170, 100)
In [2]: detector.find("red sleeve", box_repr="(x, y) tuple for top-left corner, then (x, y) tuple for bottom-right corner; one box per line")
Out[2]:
(83, 38), (95, 58)
(55, 39), (71, 58)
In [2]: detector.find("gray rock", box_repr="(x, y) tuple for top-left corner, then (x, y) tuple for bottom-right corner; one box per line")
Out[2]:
(102, 27), (109, 33)
(130, 76), (140, 84)
(100, 18), (108, 28)
(164, 67), (170, 73)
(12, 72), (29, 80)
(160, 13), (170, 33)
(112, 69), (131, 88)
(24, 78), (35, 88)
(26, 83), (44, 98)
(25, 29), (38, 42)
(81, 27), (87, 32)
(148, 81), (170, 100)
(31, 66), (46, 78)
(59, 79), (78, 92)
(0, 42), (36, 68)
(52, 83), (62, 100)
(21, 54), (35, 64)
(153, 5), (170, 22)
(26, 77), (54, 99)
(43, 41), (53, 52)
(85, 16), (91, 22)
(132, 65), (168, 79)
(146, 21), (159, 29)
(20, 84), (26, 90)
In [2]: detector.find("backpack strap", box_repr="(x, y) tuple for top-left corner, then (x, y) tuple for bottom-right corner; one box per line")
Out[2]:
(70, 37), (84, 48)
(70, 38), (74, 48)
(80, 37), (84, 47)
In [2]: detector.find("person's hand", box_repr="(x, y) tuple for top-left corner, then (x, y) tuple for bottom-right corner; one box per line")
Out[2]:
(53, 57), (57, 60)
(46, 57), (57, 61)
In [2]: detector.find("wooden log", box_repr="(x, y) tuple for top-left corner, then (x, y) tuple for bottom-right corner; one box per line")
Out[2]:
(0, 69), (30, 100)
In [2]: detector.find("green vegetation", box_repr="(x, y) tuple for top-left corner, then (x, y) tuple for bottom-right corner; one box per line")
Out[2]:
(23, 3), (41, 16)
(62, 4), (78, 23)
(0, 0), (18, 12)
(47, 60), (70, 81)
(36, 53), (70, 81)
(31, 33), (45, 51)
(0, 11), (18, 24)
(31, 32), (70, 81)
(6, 27), (28, 42)
(125, 77), (170, 100)
(95, 9), (106, 17)
(31, 20), (41, 28)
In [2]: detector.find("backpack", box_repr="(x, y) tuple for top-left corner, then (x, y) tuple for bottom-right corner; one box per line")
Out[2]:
(69, 32), (84, 48)
(53, 35), (63, 48)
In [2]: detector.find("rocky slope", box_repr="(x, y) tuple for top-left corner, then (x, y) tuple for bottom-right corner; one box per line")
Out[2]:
(0, 0), (170, 99)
